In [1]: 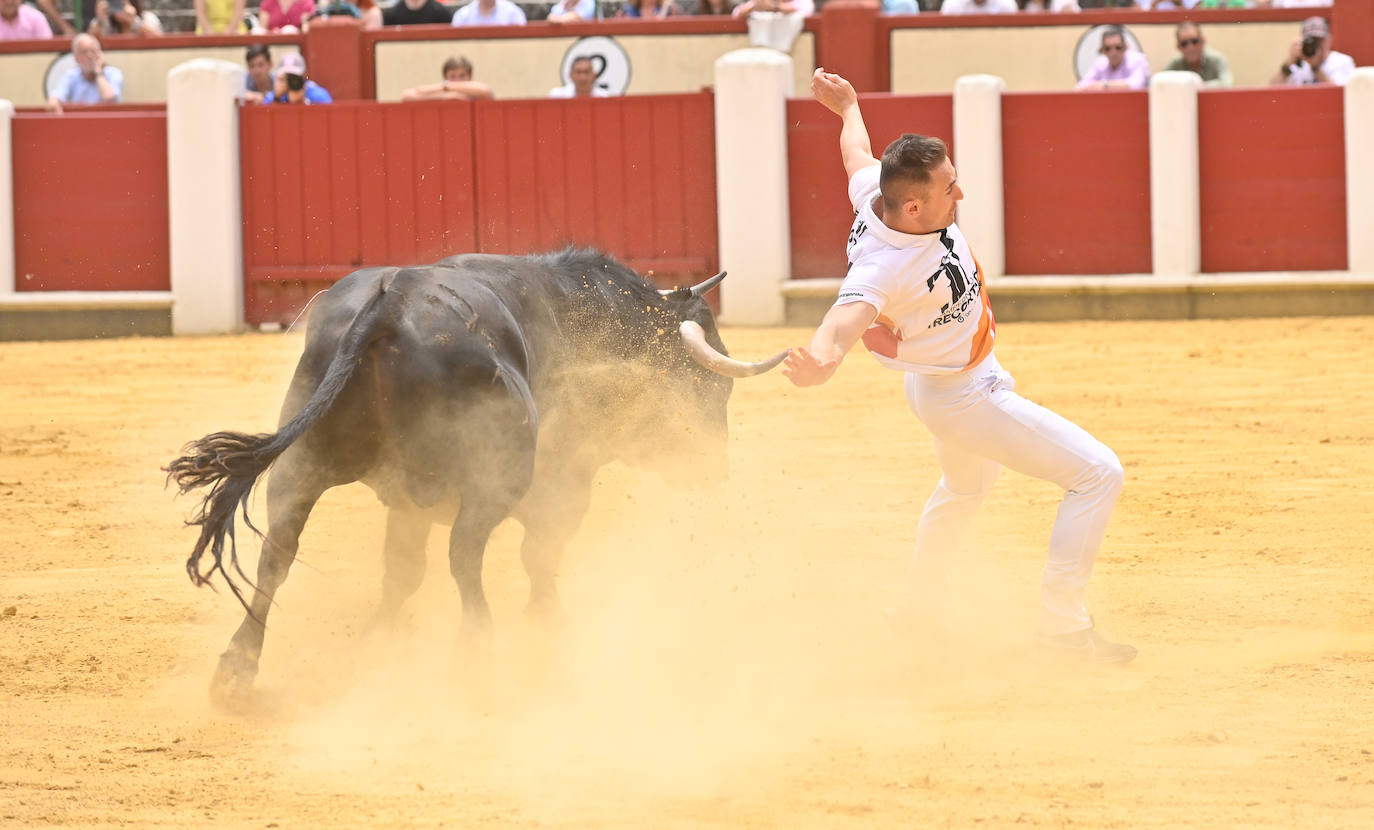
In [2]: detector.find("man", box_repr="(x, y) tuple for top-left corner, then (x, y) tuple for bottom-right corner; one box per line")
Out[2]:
(46, 34), (121, 113)
(0, 0), (54, 39)
(545, 0), (594, 21)
(939, 0), (1018, 13)
(263, 53), (332, 104)
(1076, 25), (1150, 91)
(382, 0), (454, 25)
(242, 43), (273, 104)
(1165, 21), (1233, 87)
(1272, 16), (1354, 86)
(400, 56), (494, 100)
(451, 0), (526, 25)
(784, 67), (1135, 664)
(549, 55), (609, 98)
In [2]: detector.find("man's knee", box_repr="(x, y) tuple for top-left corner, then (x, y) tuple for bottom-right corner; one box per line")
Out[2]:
(1082, 450), (1125, 497)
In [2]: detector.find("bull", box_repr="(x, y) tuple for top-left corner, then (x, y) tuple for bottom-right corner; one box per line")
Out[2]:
(167, 249), (785, 700)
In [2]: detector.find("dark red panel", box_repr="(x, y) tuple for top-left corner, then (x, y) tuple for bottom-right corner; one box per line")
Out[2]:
(473, 93), (717, 282)
(787, 93), (954, 280)
(1199, 86), (1345, 273)
(1002, 91), (1151, 275)
(12, 111), (169, 291)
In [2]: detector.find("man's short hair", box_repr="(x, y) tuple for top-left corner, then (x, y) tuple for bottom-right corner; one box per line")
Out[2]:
(879, 134), (948, 210)
(442, 56), (473, 78)
(246, 44), (271, 63)
(571, 56), (594, 70)
(1101, 25), (1125, 49)
(1175, 21), (1200, 38)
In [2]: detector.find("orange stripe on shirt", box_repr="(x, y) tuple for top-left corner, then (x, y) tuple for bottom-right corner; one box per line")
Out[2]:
(964, 252), (995, 370)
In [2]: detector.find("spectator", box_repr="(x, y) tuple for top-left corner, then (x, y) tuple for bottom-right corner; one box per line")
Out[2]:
(382, 0), (453, 24)
(1022, 0), (1082, 10)
(550, 55), (608, 98)
(618, 0), (679, 17)
(32, 0), (75, 34)
(1140, 0), (1198, 9)
(1273, 15), (1352, 86)
(401, 55), (494, 100)
(242, 43), (274, 103)
(1073, 0), (1137, 7)
(46, 34), (121, 113)
(731, 0), (813, 17)
(0, 0), (55, 38)
(1196, 0), (1247, 7)
(1166, 21), (1232, 86)
(881, 0), (918, 12)
(89, 0), (162, 36)
(1265, 1), (1332, 7)
(546, 0), (594, 21)
(695, 0), (731, 12)
(255, 0), (315, 31)
(451, 0), (526, 24)
(1076, 25), (1149, 90)
(264, 53), (332, 103)
(940, 0), (1017, 12)
(195, 0), (245, 32)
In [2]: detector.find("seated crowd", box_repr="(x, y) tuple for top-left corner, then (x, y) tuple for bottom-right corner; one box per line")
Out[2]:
(2, 0), (1347, 111)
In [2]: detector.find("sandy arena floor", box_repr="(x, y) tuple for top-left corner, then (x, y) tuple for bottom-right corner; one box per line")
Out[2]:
(2, 316), (1373, 828)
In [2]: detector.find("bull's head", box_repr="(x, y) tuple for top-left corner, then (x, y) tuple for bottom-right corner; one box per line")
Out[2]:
(661, 272), (788, 378)
(637, 271), (785, 485)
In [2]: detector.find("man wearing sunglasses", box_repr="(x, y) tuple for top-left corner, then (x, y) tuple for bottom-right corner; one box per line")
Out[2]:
(1164, 21), (1233, 87)
(1076, 25), (1150, 91)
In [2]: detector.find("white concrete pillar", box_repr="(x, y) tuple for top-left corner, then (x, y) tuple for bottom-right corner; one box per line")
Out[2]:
(1346, 68), (1374, 275)
(1149, 70), (1202, 277)
(0, 100), (14, 297)
(167, 59), (244, 335)
(713, 48), (792, 326)
(952, 75), (1006, 280)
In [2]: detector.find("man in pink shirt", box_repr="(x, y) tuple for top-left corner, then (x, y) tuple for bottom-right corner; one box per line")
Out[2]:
(1076, 26), (1151, 91)
(0, 0), (55, 39)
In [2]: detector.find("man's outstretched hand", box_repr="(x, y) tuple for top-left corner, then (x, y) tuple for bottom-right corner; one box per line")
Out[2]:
(783, 346), (838, 387)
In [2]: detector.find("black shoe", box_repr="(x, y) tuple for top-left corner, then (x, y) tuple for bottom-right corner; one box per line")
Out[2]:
(1038, 627), (1138, 665)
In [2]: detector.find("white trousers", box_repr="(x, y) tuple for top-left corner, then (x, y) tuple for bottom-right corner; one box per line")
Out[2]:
(902, 353), (1124, 635)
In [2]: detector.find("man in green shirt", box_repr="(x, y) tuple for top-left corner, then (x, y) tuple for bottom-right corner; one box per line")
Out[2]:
(1166, 21), (1234, 88)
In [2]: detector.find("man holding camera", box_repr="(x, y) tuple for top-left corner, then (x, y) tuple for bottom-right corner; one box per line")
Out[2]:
(1272, 16), (1354, 87)
(263, 53), (333, 105)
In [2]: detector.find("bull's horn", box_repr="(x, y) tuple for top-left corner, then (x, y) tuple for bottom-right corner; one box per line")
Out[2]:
(657, 271), (728, 298)
(679, 320), (786, 378)
(689, 271), (727, 297)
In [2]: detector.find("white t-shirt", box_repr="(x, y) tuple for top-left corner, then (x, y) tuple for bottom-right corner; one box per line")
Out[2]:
(451, 0), (527, 24)
(939, 0), (1018, 13)
(549, 85), (610, 98)
(1285, 50), (1355, 86)
(834, 165), (995, 376)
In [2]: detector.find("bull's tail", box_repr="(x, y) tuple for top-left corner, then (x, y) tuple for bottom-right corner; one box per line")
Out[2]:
(165, 282), (392, 611)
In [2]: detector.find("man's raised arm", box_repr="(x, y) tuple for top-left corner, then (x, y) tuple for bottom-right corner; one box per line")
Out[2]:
(810, 68), (879, 179)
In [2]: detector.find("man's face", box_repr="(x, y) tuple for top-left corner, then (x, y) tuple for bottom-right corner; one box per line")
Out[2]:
(74, 39), (102, 72)
(247, 55), (271, 85)
(570, 59), (596, 95)
(916, 157), (962, 231)
(1177, 28), (1203, 64)
(445, 66), (472, 83)
(1102, 35), (1127, 69)
(0, 0), (21, 22)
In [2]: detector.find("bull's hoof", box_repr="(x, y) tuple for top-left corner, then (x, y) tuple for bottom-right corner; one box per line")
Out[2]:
(523, 598), (565, 632)
(208, 650), (259, 712)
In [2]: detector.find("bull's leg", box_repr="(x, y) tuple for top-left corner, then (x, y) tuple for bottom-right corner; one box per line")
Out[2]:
(210, 459), (329, 705)
(516, 473), (594, 624)
(364, 506), (432, 631)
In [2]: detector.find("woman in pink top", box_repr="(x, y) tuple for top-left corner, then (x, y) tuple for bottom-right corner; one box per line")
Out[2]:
(257, 0), (314, 32)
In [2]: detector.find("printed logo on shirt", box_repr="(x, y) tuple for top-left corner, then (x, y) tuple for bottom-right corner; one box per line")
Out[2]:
(925, 230), (981, 329)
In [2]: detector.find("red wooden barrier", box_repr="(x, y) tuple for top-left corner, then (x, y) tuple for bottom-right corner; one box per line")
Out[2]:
(472, 93), (717, 280)
(786, 92), (954, 280)
(241, 100), (479, 325)
(1198, 86), (1346, 273)
(12, 110), (169, 292)
(1002, 91), (1151, 275)
(241, 93), (717, 325)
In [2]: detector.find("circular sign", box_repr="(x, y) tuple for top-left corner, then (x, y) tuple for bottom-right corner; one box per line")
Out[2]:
(1073, 25), (1143, 82)
(44, 52), (78, 100)
(560, 36), (631, 96)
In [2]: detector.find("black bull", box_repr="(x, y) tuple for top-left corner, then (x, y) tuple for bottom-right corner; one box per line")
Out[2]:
(166, 249), (785, 697)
